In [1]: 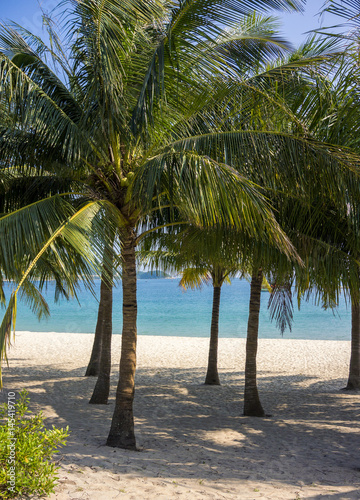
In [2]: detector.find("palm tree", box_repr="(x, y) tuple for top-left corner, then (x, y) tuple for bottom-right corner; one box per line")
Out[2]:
(242, 250), (295, 416)
(85, 248), (121, 379)
(282, 4), (360, 390)
(179, 265), (230, 385)
(85, 291), (105, 376)
(2, 1), (359, 449)
(198, 31), (360, 415)
(140, 227), (247, 385)
(140, 220), (297, 402)
(320, 0), (360, 390)
(0, 1), (309, 450)
(85, 238), (119, 379)
(244, 267), (265, 416)
(89, 239), (115, 404)
(238, 32), (360, 411)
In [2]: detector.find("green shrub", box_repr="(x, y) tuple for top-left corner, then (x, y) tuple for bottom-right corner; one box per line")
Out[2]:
(0, 390), (69, 499)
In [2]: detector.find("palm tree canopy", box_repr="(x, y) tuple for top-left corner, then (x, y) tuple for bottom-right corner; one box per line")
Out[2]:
(1, 0), (360, 384)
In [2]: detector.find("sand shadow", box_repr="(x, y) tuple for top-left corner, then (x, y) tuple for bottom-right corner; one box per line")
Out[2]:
(1, 360), (359, 498)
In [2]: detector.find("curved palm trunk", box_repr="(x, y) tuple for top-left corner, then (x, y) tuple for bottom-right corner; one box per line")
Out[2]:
(85, 277), (106, 377)
(107, 228), (137, 449)
(89, 253), (113, 404)
(205, 285), (221, 385)
(244, 268), (265, 417)
(345, 297), (360, 390)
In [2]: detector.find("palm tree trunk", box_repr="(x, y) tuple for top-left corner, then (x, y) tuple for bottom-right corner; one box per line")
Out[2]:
(345, 297), (360, 390)
(89, 254), (113, 404)
(85, 278), (105, 377)
(107, 228), (137, 449)
(205, 285), (221, 385)
(244, 268), (265, 417)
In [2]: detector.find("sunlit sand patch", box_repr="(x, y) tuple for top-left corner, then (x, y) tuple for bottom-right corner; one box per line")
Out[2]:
(1, 332), (359, 500)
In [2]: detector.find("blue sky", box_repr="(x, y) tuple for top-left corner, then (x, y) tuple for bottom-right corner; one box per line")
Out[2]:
(0, 1), (344, 47)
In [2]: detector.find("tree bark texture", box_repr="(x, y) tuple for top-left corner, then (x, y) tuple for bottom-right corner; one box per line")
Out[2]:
(205, 285), (221, 385)
(89, 252), (113, 404)
(85, 275), (106, 377)
(244, 268), (265, 417)
(107, 228), (137, 449)
(345, 298), (360, 390)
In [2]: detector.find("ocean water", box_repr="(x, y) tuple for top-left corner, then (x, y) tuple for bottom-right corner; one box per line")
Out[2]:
(2, 279), (351, 340)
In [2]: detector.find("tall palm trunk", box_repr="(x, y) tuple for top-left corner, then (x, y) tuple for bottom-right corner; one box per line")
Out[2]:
(107, 227), (137, 449)
(244, 268), (265, 417)
(205, 284), (221, 385)
(345, 297), (360, 390)
(89, 247), (114, 404)
(85, 274), (106, 376)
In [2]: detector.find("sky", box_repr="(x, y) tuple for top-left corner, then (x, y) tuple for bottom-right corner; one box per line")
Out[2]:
(0, 1), (345, 48)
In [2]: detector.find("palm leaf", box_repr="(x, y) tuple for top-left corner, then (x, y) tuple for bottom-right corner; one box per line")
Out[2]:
(268, 280), (294, 334)
(0, 199), (119, 386)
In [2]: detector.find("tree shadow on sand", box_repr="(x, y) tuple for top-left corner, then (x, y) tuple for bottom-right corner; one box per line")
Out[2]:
(307, 492), (360, 500)
(1, 362), (359, 497)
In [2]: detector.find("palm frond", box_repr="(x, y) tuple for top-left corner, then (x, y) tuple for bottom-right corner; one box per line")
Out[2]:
(133, 149), (299, 261)
(179, 267), (212, 290)
(268, 280), (293, 335)
(0, 199), (119, 386)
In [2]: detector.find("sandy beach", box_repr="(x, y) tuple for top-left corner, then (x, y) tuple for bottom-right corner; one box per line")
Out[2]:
(1, 331), (359, 500)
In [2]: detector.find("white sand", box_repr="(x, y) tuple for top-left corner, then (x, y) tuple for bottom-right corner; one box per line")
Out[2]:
(1, 331), (360, 500)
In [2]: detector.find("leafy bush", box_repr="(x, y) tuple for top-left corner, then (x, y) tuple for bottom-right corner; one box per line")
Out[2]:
(0, 390), (69, 499)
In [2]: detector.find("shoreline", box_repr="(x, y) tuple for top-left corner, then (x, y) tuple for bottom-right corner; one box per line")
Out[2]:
(1, 332), (359, 499)
(12, 330), (353, 341)
(4, 279), (352, 341)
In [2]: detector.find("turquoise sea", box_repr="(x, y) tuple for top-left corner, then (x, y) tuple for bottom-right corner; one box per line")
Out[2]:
(2, 279), (351, 340)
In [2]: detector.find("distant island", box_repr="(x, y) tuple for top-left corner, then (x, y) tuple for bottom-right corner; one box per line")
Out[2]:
(137, 271), (173, 279)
